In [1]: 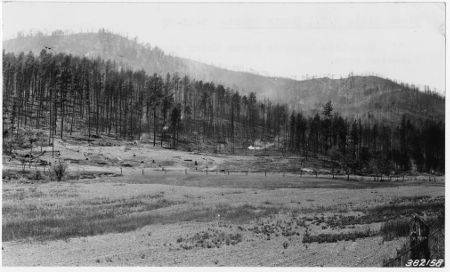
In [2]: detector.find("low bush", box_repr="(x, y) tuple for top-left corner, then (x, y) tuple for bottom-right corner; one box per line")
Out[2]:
(51, 160), (68, 181)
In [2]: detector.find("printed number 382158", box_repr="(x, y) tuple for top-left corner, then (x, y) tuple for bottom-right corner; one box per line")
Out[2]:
(405, 259), (444, 267)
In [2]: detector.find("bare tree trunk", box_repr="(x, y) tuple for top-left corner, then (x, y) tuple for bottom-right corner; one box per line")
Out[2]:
(153, 107), (157, 146)
(60, 96), (64, 139)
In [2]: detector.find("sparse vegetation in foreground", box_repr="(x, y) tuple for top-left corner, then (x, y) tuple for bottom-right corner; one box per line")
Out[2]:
(302, 228), (377, 244)
(2, 194), (178, 241)
(1, 134), (445, 266)
(176, 228), (243, 250)
(324, 197), (444, 228)
(2, 195), (283, 242)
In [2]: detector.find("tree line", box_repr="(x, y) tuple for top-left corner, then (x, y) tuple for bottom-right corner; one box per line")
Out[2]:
(2, 50), (288, 150)
(287, 102), (444, 176)
(2, 50), (444, 175)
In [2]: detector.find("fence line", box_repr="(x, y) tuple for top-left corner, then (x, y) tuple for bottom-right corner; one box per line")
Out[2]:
(132, 167), (441, 181)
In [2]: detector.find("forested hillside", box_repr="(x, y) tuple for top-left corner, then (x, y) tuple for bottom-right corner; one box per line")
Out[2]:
(3, 30), (444, 124)
(2, 51), (444, 174)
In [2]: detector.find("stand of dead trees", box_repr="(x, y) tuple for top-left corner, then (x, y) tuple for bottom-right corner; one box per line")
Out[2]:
(3, 51), (444, 176)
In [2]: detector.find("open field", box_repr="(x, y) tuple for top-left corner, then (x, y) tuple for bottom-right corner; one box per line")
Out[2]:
(2, 8), (446, 267)
(2, 139), (445, 266)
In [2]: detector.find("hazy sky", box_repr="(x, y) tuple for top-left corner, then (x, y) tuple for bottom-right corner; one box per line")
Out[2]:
(3, 2), (446, 93)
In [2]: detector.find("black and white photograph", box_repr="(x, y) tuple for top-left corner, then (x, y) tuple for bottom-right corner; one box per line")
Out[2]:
(1, 1), (446, 267)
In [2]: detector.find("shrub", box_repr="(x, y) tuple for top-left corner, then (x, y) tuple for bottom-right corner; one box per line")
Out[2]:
(51, 159), (68, 181)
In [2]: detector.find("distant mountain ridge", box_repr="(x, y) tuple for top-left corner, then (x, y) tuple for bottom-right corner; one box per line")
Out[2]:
(3, 31), (444, 123)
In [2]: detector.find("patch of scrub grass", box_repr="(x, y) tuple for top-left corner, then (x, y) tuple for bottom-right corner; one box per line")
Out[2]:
(48, 188), (79, 198)
(2, 168), (120, 183)
(367, 200), (444, 217)
(389, 195), (431, 205)
(176, 228), (243, 250)
(160, 204), (282, 225)
(2, 195), (178, 241)
(244, 215), (306, 239)
(380, 218), (410, 241)
(325, 199), (444, 228)
(302, 228), (377, 244)
(3, 209), (168, 242)
(2, 200), (280, 241)
(3, 169), (43, 182)
(2, 187), (45, 200)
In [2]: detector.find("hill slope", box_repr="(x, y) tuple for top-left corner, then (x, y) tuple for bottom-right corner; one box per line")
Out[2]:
(3, 31), (444, 123)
